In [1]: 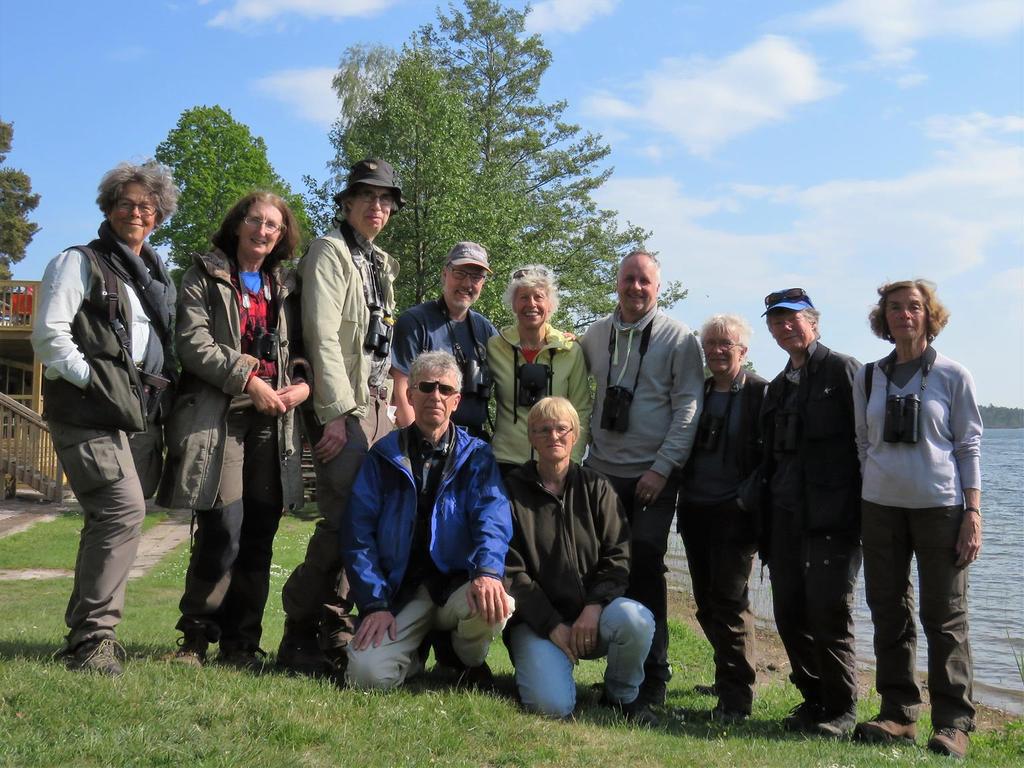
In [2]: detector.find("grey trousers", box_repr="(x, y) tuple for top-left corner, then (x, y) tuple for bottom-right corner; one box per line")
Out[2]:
(281, 395), (392, 649)
(50, 420), (148, 649)
(861, 500), (975, 731)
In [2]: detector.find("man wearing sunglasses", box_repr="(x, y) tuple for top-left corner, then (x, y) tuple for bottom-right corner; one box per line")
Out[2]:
(390, 242), (497, 439)
(277, 159), (403, 677)
(342, 351), (514, 689)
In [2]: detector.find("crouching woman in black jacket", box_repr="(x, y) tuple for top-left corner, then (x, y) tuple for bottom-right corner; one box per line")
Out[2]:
(503, 397), (656, 723)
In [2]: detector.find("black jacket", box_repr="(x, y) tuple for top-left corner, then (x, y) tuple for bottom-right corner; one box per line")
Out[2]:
(683, 370), (768, 495)
(757, 342), (861, 559)
(503, 461), (631, 638)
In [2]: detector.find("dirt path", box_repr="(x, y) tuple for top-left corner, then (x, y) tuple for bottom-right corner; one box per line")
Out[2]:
(0, 498), (191, 581)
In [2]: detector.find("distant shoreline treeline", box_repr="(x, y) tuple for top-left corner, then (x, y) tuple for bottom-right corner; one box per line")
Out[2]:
(980, 404), (1024, 428)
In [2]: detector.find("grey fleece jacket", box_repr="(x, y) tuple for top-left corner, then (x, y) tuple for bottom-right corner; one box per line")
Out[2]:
(580, 307), (704, 478)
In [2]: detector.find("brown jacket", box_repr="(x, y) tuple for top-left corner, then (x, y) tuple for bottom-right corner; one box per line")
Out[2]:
(503, 461), (631, 637)
(157, 249), (303, 510)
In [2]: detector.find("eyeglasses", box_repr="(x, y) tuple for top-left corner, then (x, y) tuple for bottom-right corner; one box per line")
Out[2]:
(115, 199), (157, 217)
(764, 288), (809, 308)
(512, 266), (555, 280)
(353, 188), (395, 208)
(242, 216), (284, 233)
(702, 339), (741, 351)
(530, 423), (573, 437)
(448, 267), (487, 285)
(415, 380), (459, 397)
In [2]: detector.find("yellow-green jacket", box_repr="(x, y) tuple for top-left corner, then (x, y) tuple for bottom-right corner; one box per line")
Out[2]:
(487, 323), (592, 465)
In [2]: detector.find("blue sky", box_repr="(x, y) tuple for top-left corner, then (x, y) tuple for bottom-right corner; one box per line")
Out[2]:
(2, 1), (1021, 406)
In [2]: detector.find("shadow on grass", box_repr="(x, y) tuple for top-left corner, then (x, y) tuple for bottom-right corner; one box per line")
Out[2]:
(0, 639), (59, 662)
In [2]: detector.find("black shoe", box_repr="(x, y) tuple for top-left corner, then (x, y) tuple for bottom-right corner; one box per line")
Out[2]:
(457, 662), (495, 692)
(61, 637), (126, 677)
(814, 708), (857, 738)
(709, 703), (750, 724)
(783, 701), (824, 733)
(638, 679), (667, 707)
(599, 691), (661, 727)
(276, 624), (331, 676)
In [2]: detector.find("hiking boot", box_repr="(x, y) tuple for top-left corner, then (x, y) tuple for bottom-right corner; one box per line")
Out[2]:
(853, 717), (917, 744)
(219, 647), (268, 673)
(708, 703), (750, 724)
(599, 691), (661, 727)
(814, 707), (857, 738)
(276, 624), (330, 677)
(170, 634), (208, 667)
(783, 701), (824, 733)
(62, 637), (126, 677)
(927, 727), (970, 759)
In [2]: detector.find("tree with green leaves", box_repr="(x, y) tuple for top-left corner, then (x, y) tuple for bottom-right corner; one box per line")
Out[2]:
(0, 119), (41, 279)
(154, 105), (310, 275)
(315, 0), (683, 330)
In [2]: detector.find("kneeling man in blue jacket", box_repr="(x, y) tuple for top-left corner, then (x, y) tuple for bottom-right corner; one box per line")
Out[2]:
(342, 350), (515, 688)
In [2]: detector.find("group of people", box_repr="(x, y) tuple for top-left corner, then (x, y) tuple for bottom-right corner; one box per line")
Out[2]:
(30, 156), (983, 759)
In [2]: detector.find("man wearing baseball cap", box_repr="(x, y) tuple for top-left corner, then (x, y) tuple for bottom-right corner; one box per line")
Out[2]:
(277, 158), (403, 677)
(390, 242), (497, 440)
(753, 287), (862, 737)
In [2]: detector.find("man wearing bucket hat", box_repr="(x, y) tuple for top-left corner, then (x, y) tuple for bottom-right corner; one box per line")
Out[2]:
(390, 242), (498, 440)
(277, 158), (404, 677)
(752, 288), (862, 738)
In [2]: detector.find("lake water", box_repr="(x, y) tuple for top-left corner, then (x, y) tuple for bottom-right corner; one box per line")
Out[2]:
(667, 427), (1024, 715)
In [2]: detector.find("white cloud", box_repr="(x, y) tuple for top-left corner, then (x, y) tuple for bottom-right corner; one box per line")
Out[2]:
(800, 0), (1020, 61)
(526, 0), (619, 34)
(597, 112), (1024, 402)
(584, 36), (839, 156)
(208, 0), (398, 28)
(254, 67), (338, 127)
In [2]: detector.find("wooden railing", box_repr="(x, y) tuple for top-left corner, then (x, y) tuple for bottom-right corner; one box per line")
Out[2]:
(0, 280), (39, 330)
(0, 391), (65, 501)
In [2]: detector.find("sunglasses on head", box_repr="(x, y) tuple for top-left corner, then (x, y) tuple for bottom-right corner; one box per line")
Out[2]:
(415, 380), (459, 397)
(512, 266), (555, 280)
(764, 288), (809, 308)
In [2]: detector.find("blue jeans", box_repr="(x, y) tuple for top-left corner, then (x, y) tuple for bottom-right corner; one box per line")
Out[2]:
(509, 597), (654, 718)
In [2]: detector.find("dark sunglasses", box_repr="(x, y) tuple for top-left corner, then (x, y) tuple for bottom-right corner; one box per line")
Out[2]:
(416, 380), (459, 397)
(764, 288), (809, 308)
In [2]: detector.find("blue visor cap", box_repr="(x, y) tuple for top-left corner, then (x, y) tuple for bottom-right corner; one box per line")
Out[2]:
(762, 288), (814, 316)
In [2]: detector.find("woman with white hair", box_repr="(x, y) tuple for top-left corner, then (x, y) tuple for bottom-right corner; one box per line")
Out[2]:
(487, 265), (592, 473)
(677, 314), (767, 723)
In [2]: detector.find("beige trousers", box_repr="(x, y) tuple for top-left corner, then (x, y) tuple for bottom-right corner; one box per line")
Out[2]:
(346, 582), (515, 689)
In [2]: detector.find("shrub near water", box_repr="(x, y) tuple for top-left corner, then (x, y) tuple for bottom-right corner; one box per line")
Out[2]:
(1, 514), (1021, 767)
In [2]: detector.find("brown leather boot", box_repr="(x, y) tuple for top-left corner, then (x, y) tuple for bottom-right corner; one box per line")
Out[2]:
(853, 717), (917, 744)
(927, 727), (970, 759)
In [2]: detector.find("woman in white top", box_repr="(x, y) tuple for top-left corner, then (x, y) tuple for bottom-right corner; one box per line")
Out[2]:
(852, 279), (982, 759)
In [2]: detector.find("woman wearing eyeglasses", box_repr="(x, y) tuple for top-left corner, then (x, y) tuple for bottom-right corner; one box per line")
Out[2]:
(677, 314), (767, 723)
(487, 265), (592, 473)
(503, 397), (656, 723)
(851, 280), (981, 759)
(757, 288), (862, 737)
(160, 191), (310, 670)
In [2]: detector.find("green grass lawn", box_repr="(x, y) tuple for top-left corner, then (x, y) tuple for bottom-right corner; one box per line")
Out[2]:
(1, 512), (1021, 767)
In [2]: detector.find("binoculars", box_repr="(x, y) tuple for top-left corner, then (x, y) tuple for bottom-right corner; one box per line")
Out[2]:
(600, 385), (634, 433)
(251, 326), (280, 363)
(883, 393), (921, 444)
